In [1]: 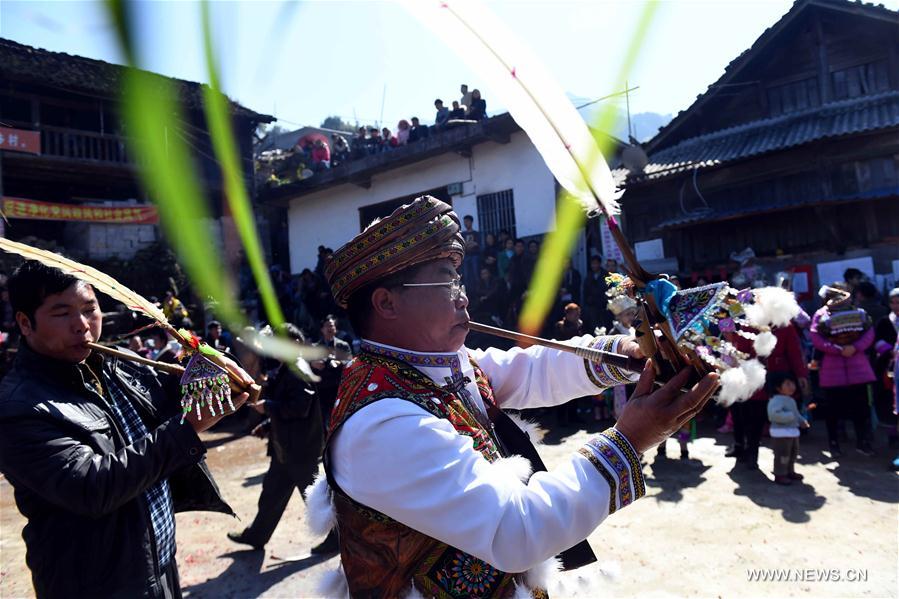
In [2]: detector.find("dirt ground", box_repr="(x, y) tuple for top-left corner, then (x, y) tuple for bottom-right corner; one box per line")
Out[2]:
(1, 417), (897, 599)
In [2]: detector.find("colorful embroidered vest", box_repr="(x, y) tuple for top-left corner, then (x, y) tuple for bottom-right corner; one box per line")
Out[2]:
(324, 351), (542, 599)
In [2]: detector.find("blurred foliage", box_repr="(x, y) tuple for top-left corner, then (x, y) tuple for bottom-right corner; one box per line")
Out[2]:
(200, 0), (285, 328)
(320, 115), (357, 133)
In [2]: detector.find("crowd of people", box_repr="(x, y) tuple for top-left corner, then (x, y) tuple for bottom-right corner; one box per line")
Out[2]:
(226, 229), (899, 476)
(0, 244), (896, 478)
(456, 217), (622, 339)
(711, 268), (899, 479)
(0, 212), (896, 597)
(258, 84), (489, 184)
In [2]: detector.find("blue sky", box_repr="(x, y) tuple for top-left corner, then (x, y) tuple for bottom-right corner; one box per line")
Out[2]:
(3, 0), (897, 138)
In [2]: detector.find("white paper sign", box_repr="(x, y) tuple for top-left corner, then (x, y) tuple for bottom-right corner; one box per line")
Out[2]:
(635, 238), (664, 261)
(816, 256), (874, 289)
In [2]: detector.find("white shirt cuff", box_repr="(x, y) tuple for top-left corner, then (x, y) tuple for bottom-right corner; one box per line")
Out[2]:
(578, 427), (646, 513)
(582, 335), (642, 389)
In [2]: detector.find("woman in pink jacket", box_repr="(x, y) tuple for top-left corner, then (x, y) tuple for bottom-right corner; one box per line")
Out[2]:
(810, 284), (876, 457)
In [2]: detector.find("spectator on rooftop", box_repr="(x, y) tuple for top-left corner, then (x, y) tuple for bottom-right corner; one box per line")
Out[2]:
(434, 99), (450, 128)
(460, 83), (473, 111)
(331, 133), (349, 165)
(409, 117), (429, 142)
(351, 127), (367, 159)
(467, 89), (487, 120)
(449, 100), (465, 120)
(396, 120), (411, 145)
(311, 139), (331, 171)
(381, 127), (397, 150)
(366, 127), (382, 154)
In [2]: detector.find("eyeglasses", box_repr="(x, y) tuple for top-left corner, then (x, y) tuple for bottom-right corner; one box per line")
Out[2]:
(400, 278), (467, 301)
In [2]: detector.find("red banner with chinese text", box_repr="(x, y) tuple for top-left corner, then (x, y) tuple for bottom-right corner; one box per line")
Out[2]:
(0, 127), (41, 154)
(1, 197), (159, 224)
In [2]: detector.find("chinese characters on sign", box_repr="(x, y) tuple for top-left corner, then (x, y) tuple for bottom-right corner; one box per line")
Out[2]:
(600, 216), (624, 263)
(0, 127), (41, 155)
(1, 197), (159, 225)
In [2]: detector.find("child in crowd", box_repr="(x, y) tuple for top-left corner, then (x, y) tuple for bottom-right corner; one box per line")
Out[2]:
(766, 372), (810, 485)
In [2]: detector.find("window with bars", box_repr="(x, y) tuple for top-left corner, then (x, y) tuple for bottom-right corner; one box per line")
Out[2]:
(476, 189), (516, 238)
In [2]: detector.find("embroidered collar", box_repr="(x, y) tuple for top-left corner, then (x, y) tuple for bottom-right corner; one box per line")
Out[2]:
(360, 339), (464, 379)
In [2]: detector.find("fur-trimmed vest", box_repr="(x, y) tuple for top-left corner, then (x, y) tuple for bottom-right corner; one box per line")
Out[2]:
(323, 351), (544, 599)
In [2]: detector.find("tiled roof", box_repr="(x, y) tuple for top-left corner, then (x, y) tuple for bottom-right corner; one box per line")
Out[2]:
(647, 0), (898, 153)
(623, 91), (899, 183)
(652, 186), (898, 231)
(0, 38), (273, 122)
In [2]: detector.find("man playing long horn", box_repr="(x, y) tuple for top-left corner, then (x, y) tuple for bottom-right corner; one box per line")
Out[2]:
(312, 195), (720, 597)
(0, 260), (255, 599)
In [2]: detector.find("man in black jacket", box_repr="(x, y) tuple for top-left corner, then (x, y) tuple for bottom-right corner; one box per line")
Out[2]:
(311, 315), (352, 429)
(228, 323), (337, 554)
(0, 261), (253, 599)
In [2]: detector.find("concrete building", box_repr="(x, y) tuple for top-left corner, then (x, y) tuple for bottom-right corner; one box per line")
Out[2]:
(261, 113), (623, 274)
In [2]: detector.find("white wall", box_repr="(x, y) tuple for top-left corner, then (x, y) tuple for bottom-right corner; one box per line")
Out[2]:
(287, 152), (471, 272)
(467, 132), (557, 237)
(286, 131), (558, 273)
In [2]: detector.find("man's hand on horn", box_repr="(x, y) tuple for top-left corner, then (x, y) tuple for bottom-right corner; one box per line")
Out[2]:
(614, 359), (720, 455)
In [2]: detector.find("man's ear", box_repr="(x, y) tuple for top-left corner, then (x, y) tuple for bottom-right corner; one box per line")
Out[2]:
(15, 312), (34, 337)
(371, 287), (400, 322)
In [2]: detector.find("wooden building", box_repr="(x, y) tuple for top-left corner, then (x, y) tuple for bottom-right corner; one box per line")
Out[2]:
(0, 38), (272, 263)
(618, 0), (899, 289)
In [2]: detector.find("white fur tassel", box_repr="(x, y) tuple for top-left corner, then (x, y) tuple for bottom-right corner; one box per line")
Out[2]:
(753, 330), (777, 357)
(304, 475), (336, 537)
(316, 563), (350, 599)
(524, 556), (563, 590)
(506, 413), (544, 446)
(542, 560), (619, 597)
(402, 581), (426, 599)
(745, 287), (800, 328)
(717, 359), (767, 406)
(513, 582), (533, 599)
(490, 455), (534, 483)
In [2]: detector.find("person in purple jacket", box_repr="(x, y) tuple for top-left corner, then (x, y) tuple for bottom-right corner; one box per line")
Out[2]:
(810, 284), (876, 457)
(892, 335), (899, 471)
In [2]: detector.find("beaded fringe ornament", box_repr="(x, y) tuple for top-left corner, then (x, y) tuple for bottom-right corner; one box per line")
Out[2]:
(607, 275), (800, 406)
(179, 353), (234, 422)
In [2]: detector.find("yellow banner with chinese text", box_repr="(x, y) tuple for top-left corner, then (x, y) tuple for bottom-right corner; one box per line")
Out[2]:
(1, 197), (158, 225)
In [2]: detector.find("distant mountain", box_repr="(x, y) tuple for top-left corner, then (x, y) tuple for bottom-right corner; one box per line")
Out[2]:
(486, 93), (672, 143)
(569, 93), (672, 143)
(625, 112), (673, 143)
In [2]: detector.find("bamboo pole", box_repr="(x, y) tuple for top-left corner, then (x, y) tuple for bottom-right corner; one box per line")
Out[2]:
(88, 342), (262, 403)
(88, 342), (185, 375)
(467, 321), (646, 375)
